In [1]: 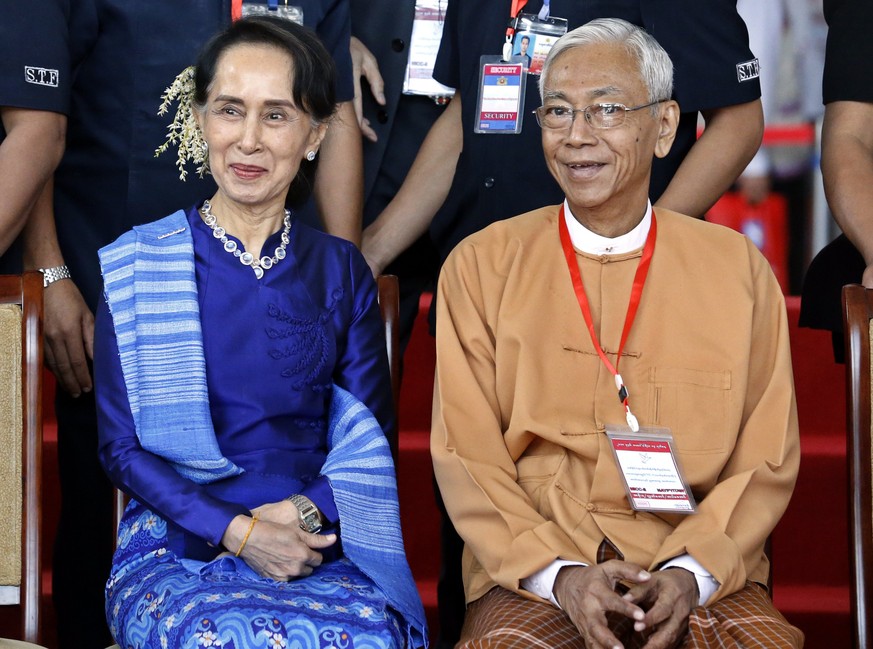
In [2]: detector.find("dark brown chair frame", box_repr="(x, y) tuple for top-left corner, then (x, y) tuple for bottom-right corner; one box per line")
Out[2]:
(0, 273), (44, 644)
(377, 274), (401, 461)
(842, 283), (873, 648)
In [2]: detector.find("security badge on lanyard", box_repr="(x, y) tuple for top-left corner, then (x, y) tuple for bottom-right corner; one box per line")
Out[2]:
(558, 206), (697, 514)
(403, 0), (456, 102)
(508, 2), (568, 76)
(240, 0), (304, 23)
(475, 0), (567, 134)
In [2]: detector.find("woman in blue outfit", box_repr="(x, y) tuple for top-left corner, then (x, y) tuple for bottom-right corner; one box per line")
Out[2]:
(93, 16), (426, 649)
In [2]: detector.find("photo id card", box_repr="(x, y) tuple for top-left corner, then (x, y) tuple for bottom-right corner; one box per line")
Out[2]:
(474, 55), (527, 134)
(512, 13), (568, 75)
(606, 425), (697, 514)
(242, 1), (303, 24)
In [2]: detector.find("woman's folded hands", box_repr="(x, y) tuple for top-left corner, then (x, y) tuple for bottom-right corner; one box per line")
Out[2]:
(221, 500), (337, 581)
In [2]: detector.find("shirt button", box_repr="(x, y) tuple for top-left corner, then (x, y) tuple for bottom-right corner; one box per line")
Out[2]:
(377, 109), (389, 124)
(391, 38), (405, 52)
(586, 503), (596, 511)
(484, 177), (495, 188)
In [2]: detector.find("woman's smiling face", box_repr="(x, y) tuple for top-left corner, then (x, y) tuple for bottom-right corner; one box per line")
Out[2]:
(197, 43), (327, 212)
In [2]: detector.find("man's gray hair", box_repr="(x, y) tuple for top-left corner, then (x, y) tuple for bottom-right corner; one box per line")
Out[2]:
(539, 18), (673, 110)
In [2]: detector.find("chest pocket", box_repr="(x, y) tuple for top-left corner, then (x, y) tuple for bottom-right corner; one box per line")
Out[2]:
(647, 366), (731, 454)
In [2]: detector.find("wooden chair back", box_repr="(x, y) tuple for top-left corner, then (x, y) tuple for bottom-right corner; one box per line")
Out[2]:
(377, 274), (401, 460)
(842, 283), (873, 648)
(0, 273), (44, 644)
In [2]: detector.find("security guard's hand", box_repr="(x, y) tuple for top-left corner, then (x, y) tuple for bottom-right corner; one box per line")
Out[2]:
(350, 36), (385, 143)
(862, 264), (873, 289)
(44, 279), (94, 398)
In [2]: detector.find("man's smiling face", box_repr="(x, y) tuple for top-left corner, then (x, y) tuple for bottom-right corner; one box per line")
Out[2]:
(540, 42), (677, 232)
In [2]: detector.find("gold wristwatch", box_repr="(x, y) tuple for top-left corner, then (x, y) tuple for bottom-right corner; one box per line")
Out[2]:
(288, 494), (323, 533)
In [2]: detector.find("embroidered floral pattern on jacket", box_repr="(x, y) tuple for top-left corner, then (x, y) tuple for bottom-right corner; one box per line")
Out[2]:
(265, 288), (343, 390)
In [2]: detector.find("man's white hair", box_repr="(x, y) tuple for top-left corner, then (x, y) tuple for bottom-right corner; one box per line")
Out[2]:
(539, 18), (674, 111)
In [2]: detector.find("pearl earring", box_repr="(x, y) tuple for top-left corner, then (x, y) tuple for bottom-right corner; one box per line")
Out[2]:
(306, 150), (316, 162)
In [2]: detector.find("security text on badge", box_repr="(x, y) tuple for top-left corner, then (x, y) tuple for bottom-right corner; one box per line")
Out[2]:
(474, 58), (526, 134)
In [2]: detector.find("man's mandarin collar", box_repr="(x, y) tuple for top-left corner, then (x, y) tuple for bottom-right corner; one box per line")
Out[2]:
(562, 199), (652, 255)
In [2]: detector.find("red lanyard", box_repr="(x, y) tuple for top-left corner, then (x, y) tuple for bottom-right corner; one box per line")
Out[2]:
(558, 205), (657, 431)
(506, 0), (528, 39)
(232, 0), (243, 21)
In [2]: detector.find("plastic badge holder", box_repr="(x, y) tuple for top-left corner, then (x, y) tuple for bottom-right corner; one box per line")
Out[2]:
(474, 55), (527, 134)
(512, 13), (569, 75)
(241, 0), (303, 23)
(606, 425), (698, 514)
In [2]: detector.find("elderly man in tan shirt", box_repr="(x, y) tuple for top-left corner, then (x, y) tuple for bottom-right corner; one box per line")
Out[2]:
(432, 18), (803, 649)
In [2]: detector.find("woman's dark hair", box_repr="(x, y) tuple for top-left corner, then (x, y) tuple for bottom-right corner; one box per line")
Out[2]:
(194, 16), (337, 207)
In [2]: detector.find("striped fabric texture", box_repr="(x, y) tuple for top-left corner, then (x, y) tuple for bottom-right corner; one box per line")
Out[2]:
(99, 210), (242, 482)
(324, 386), (428, 648)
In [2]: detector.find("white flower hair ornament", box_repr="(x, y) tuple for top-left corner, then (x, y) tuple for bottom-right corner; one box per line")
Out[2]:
(155, 66), (210, 181)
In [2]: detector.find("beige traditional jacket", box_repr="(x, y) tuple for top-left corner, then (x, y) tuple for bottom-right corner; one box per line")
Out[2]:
(431, 206), (800, 606)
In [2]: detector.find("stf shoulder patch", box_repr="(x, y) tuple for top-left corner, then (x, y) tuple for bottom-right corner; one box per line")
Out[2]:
(736, 58), (760, 83)
(24, 66), (59, 87)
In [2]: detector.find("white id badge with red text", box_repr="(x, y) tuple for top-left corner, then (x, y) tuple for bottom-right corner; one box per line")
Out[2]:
(403, 0), (455, 98)
(474, 55), (527, 134)
(606, 425), (697, 514)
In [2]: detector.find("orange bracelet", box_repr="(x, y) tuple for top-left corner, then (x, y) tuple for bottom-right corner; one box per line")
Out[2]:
(235, 514), (259, 557)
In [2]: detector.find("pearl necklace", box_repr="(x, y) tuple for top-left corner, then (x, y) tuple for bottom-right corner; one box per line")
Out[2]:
(200, 200), (291, 279)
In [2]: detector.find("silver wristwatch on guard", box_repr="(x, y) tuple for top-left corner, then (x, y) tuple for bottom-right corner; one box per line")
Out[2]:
(38, 264), (71, 288)
(288, 494), (323, 533)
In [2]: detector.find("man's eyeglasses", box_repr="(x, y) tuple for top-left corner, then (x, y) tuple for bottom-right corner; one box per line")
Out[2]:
(533, 100), (666, 130)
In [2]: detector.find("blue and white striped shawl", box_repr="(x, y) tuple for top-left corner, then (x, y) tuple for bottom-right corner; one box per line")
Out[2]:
(99, 211), (240, 481)
(98, 211), (427, 646)
(326, 386), (428, 647)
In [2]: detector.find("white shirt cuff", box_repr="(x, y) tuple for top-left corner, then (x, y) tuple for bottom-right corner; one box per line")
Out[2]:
(661, 554), (720, 606)
(521, 559), (587, 608)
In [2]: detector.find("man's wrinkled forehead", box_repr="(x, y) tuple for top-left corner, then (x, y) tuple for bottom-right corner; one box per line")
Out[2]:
(542, 44), (644, 101)
(542, 85), (627, 103)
